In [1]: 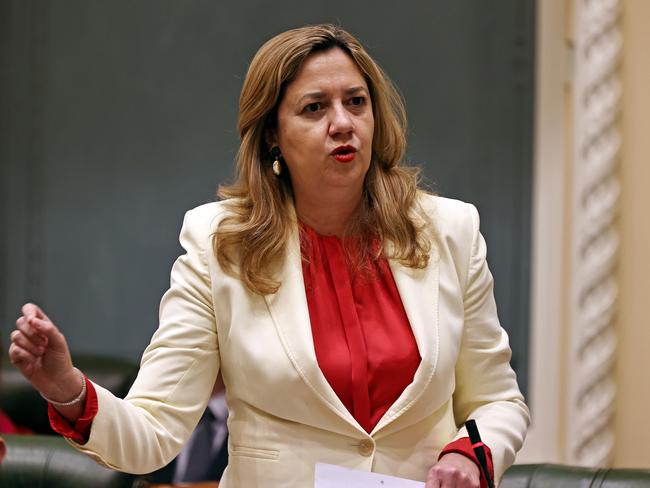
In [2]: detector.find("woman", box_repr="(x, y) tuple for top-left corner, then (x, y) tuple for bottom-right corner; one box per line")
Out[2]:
(8, 25), (529, 487)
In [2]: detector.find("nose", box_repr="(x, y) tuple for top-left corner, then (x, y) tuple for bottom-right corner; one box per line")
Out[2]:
(328, 103), (354, 137)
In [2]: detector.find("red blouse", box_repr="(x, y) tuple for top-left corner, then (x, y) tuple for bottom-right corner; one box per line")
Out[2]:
(49, 225), (493, 486)
(300, 224), (420, 433)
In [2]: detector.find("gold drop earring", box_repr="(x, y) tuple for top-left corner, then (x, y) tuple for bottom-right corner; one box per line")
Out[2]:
(271, 146), (282, 176)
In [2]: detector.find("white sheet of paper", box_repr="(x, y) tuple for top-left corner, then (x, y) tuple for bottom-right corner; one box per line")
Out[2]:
(314, 463), (425, 488)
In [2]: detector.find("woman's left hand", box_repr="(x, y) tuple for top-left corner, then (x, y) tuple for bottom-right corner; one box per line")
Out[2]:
(425, 453), (480, 488)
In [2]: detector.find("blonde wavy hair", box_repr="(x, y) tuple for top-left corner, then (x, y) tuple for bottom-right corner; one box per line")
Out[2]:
(215, 24), (431, 295)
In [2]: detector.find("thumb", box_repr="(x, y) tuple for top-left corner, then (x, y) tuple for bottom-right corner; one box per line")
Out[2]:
(22, 302), (50, 322)
(28, 317), (68, 353)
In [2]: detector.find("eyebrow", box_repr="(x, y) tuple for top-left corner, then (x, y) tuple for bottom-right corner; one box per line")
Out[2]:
(297, 86), (368, 105)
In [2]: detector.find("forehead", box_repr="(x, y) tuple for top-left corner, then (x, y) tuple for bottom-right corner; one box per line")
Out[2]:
(284, 47), (368, 97)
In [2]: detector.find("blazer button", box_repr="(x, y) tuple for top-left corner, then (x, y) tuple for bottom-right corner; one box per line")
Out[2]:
(358, 439), (374, 457)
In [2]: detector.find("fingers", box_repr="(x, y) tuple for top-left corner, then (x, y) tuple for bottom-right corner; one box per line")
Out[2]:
(26, 316), (57, 338)
(430, 453), (481, 488)
(16, 316), (49, 347)
(12, 302), (68, 360)
(14, 305), (71, 363)
(426, 463), (480, 488)
(10, 318), (45, 376)
(8, 340), (37, 363)
(16, 305), (65, 352)
(21, 302), (50, 322)
(27, 317), (68, 353)
(17, 302), (54, 347)
(10, 305), (74, 395)
(8, 341), (37, 377)
(10, 329), (46, 357)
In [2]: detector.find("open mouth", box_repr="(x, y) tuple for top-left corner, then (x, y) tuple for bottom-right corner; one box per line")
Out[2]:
(331, 145), (356, 162)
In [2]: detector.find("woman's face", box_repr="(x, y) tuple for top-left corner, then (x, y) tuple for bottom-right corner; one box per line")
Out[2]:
(272, 47), (374, 206)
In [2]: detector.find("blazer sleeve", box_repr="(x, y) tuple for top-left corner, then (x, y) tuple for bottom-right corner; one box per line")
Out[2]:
(67, 207), (220, 474)
(451, 203), (530, 484)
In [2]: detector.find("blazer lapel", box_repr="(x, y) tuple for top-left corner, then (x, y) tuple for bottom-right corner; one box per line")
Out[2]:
(262, 220), (441, 436)
(263, 230), (363, 432)
(371, 256), (440, 434)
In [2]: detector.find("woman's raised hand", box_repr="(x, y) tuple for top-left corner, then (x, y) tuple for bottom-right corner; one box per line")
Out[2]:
(8, 303), (83, 407)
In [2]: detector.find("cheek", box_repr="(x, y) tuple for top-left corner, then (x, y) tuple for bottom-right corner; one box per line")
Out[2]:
(366, 114), (375, 138)
(278, 116), (307, 143)
(280, 124), (323, 161)
(359, 112), (375, 144)
(363, 124), (375, 158)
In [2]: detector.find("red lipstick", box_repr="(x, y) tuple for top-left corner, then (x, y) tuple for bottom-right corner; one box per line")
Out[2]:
(331, 145), (357, 163)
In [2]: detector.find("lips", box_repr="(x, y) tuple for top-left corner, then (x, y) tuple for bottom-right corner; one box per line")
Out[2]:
(331, 145), (357, 163)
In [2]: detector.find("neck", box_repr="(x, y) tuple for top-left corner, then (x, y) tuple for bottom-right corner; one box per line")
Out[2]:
(294, 187), (363, 237)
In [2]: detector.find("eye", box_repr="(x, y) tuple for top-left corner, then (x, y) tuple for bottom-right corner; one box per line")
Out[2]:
(304, 102), (322, 113)
(349, 96), (366, 106)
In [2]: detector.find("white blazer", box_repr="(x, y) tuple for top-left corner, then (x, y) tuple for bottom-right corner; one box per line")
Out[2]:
(71, 194), (529, 487)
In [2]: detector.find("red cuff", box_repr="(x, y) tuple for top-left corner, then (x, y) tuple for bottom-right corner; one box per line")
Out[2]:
(439, 437), (494, 488)
(48, 375), (98, 444)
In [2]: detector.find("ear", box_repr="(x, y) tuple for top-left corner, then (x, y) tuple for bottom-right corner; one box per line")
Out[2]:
(265, 127), (278, 149)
